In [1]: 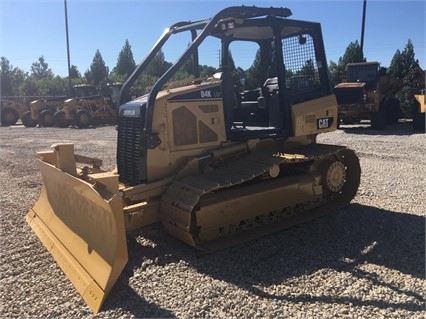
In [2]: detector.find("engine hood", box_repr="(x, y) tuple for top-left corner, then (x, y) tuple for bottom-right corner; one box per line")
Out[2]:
(118, 94), (148, 118)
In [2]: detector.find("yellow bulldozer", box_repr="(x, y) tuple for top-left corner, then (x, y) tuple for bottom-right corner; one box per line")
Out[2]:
(25, 6), (361, 314)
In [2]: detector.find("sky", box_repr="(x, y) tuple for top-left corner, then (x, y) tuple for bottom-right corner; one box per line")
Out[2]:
(1, 0), (425, 78)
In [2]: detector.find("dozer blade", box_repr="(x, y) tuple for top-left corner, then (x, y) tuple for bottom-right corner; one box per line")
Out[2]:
(25, 158), (128, 314)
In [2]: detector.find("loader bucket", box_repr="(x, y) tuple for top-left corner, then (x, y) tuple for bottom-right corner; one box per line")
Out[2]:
(25, 153), (128, 314)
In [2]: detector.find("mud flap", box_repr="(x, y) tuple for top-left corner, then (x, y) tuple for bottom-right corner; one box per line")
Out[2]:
(25, 159), (128, 314)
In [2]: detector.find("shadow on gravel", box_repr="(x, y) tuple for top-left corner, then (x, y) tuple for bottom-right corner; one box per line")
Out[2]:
(340, 120), (422, 136)
(121, 204), (424, 314)
(196, 204), (425, 311)
(103, 280), (175, 318)
(101, 224), (177, 317)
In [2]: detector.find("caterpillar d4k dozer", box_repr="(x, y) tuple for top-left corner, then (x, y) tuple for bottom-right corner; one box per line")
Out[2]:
(25, 6), (361, 314)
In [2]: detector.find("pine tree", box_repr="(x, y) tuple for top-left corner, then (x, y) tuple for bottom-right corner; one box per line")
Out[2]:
(69, 65), (81, 79)
(1, 57), (26, 96)
(30, 55), (54, 80)
(388, 39), (420, 79)
(114, 39), (136, 77)
(85, 49), (109, 86)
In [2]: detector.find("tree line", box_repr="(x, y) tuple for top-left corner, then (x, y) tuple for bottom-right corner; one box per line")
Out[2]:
(0, 38), (217, 99)
(1, 38), (423, 116)
(1, 39), (136, 98)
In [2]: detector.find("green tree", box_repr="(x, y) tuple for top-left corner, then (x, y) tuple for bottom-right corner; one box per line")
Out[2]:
(328, 60), (341, 87)
(21, 78), (40, 96)
(245, 49), (262, 89)
(108, 73), (127, 84)
(388, 39), (419, 79)
(199, 65), (216, 77)
(40, 76), (66, 96)
(329, 41), (366, 84)
(0, 57), (14, 95)
(128, 50), (171, 95)
(113, 39), (136, 78)
(133, 73), (158, 95)
(30, 55), (54, 80)
(338, 40), (365, 67)
(1, 57), (26, 96)
(69, 65), (81, 79)
(388, 40), (422, 117)
(85, 49), (109, 86)
(146, 50), (170, 77)
(299, 59), (315, 75)
(405, 67), (424, 91)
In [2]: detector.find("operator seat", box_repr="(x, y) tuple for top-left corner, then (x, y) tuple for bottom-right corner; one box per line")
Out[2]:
(257, 76), (279, 110)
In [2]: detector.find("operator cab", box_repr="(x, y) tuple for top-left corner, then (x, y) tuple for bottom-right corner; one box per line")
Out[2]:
(119, 7), (331, 141)
(213, 17), (331, 139)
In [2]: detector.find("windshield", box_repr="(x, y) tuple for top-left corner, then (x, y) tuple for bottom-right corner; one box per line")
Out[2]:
(346, 65), (378, 82)
(73, 86), (98, 98)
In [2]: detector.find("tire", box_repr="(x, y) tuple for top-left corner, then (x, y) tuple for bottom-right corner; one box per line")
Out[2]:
(371, 103), (386, 130)
(1, 107), (19, 126)
(21, 111), (38, 127)
(74, 109), (92, 128)
(54, 110), (70, 128)
(38, 110), (55, 127)
(385, 98), (400, 125)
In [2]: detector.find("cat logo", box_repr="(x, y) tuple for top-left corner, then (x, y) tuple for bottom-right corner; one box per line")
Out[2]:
(201, 90), (212, 98)
(317, 117), (333, 129)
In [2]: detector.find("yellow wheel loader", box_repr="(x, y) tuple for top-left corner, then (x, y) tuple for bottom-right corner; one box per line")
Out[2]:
(54, 84), (119, 128)
(25, 6), (361, 314)
(1, 99), (29, 126)
(22, 97), (66, 127)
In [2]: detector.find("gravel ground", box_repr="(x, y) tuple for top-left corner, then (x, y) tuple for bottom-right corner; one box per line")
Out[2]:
(0, 121), (425, 318)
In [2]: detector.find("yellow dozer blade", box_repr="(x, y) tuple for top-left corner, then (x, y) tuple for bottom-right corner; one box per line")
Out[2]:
(25, 145), (128, 314)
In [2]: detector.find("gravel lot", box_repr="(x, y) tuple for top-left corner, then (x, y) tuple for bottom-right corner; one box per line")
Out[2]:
(1, 121), (425, 318)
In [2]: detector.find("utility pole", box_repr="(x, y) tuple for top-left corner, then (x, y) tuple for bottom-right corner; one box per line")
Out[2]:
(64, 0), (72, 95)
(360, 0), (367, 58)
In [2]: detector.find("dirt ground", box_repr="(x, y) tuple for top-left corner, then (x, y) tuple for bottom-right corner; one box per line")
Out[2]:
(1, 121), (425, 318)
